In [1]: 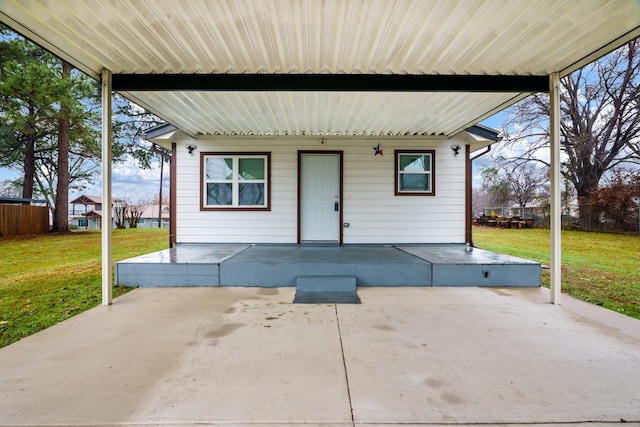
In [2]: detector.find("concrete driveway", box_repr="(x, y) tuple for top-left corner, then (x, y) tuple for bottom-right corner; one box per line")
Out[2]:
(1, 287), (639, 426)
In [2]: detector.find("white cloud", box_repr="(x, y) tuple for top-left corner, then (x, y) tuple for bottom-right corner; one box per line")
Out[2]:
(70, 156), (170, 202)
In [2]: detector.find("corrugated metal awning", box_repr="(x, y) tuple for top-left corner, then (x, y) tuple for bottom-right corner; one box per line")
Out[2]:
(1, 0), (639, 137)
(127, 90), (523, 137)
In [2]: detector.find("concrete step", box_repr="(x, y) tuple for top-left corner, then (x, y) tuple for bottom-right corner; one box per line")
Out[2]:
(294, 275), (360, 304)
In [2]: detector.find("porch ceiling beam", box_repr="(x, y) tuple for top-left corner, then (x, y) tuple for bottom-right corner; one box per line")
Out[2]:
(112, 74), (549, 93)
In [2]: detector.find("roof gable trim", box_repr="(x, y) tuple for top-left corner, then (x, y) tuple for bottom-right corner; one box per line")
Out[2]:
(465, 125), (499, 142)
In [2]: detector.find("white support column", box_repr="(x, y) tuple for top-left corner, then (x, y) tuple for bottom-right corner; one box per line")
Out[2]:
(101, 69), (113, 306)
(549, 72), (561, 305)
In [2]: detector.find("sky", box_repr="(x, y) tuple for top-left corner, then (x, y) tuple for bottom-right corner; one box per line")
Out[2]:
(480, 112), (505, 132)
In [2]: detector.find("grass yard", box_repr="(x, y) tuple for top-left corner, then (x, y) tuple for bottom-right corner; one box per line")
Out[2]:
(473, 227), (640, 320)
(0, 228), (169, 348)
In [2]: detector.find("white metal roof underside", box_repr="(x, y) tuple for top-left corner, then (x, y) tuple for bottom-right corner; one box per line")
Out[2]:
(1, 0), (639, 138)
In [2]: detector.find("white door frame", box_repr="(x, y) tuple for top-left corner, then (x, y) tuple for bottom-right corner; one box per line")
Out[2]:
(297, 151), (343, 244)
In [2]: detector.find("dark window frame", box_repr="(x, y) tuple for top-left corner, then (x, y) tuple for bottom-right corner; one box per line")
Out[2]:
(200, 151), (271, 211)
(394, 150), (436, 196)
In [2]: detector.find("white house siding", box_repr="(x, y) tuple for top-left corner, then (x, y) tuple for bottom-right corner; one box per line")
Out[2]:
(173, 135), (467, 244)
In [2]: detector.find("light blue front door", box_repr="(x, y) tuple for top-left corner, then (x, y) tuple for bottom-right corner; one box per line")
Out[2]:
(300, 154), (341, 243)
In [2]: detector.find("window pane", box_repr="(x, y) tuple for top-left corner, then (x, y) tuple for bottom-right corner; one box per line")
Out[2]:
(400, 154), (430, 172)
(239, 158), (265, 180)
(207, 183), (233, 205)
(238, 183), (265, 205)
(206, 158), (233, 180)
(400, 174), (431, 192)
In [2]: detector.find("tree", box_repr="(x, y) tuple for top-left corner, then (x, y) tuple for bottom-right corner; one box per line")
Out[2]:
(498, 39), (640, 224)
(51, 61), (72, 232)
(0, 28), (102, 231)
(151, 144), (171, 228)
(113, 199), (126, 229)
(124, 199), (147, 228)
(112, 94), (168, 168)
(480, 166), (511, 208)
(472, 187), (491, 217)
(587, 171), (640, 231)
(0, 179), (21, 197)
(1, 25), (166, 232)
(0, 35), (69, 199)
(505, 163), (548, 216)
(33, 150), (98, 214)
(478, 164), (549, 218)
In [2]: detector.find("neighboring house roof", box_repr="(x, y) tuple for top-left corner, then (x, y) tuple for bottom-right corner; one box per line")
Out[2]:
(0, 197), (47, 205)
(70, 195), (102, 205)
(83, 210), (103, 218)
(71, 195), (123, 205)
(139, 205), (170, 220)
(0, 1), (637, 138)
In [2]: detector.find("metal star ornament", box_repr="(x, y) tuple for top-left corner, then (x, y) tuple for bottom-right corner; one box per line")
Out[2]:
(373, 143), (383, 156)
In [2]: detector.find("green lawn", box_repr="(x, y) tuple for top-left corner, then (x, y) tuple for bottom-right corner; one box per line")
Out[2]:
(0, 228), (169, 348)
(473, 227), (640, 320)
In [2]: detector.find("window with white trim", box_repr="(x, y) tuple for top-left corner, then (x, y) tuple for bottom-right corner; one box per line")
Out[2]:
(201, 152), (270, 210)
(395, 150), (435, 196)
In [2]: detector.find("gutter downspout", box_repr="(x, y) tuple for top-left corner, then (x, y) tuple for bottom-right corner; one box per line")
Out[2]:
(170, 142), (177, 247)
(467, 144), (492, 247)
(471, 145), (492, 162)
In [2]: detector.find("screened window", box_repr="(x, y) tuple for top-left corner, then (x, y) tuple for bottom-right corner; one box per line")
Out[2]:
(395, 150), (435, 196)
(201, 152), (270, 210)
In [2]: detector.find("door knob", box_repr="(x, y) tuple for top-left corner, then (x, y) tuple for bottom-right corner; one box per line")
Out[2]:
(334, 201), (339, 212)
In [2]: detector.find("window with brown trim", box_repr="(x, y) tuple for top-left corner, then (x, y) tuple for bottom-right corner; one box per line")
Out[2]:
(201, 152), (271, 210)
(395, 150), (436, 196)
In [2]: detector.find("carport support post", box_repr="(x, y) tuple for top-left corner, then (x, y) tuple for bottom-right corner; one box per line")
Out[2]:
(549, 72), (561, 305)
(101, 69), (113, 306)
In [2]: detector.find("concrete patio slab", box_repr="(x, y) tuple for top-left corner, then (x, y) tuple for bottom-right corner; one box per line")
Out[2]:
(0, 287), (639, 426)
(339, 287), (640, 425)
(397, 245), (541, 286)
(219, 245), (431, 287)
(115, 245), (251, 287)
(116, 244), (542, 289)
(0, 288), (351, 426)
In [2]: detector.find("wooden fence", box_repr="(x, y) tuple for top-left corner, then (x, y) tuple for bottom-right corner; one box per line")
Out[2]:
(0, 204), (50, 236)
